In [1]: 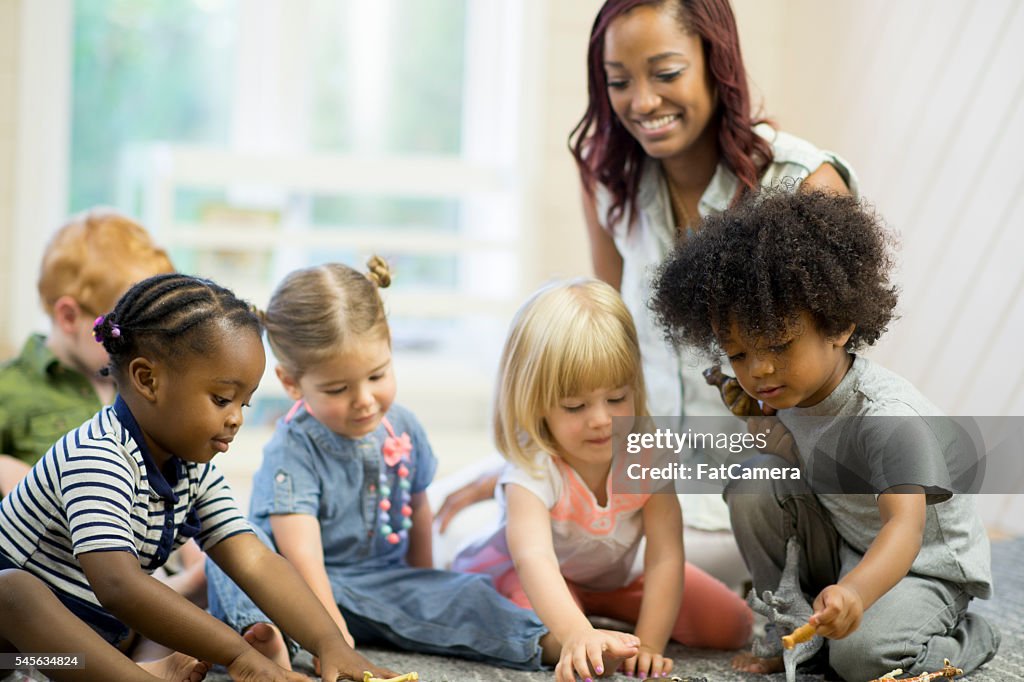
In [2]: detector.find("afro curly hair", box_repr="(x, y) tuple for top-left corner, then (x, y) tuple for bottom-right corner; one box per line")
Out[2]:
(651, 188), (899, 356)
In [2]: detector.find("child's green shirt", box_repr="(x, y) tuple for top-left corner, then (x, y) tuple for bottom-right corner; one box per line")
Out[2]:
(0, 334), (102, 467)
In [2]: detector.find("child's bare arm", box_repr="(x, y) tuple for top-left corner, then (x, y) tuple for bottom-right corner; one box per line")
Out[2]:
(506, 484), (589, 638)
(629, 492), (684, 678)
(505, 484), (639, 682)
(78, 548), (251, 666)
(207, 531), (394, 681)
(405, 491), (433, 568)
(811, 488), (926, 639)
(270, 513), (354, 647)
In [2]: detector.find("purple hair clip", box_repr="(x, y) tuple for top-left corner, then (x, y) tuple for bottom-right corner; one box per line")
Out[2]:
(92, 315), (121, 343)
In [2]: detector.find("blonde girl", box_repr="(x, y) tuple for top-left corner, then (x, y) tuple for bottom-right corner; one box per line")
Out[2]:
(454, 279), (752, 682)
(206, 257), (558, 671)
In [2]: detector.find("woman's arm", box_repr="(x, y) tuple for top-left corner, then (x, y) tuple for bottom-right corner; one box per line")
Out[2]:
(581, 184), (624, 290)
(270, 513), (354, 647)
(629, 492), (684, 678)
(801, 162), (851, 195)
(505, 483), (638, 682)
(811, 488), (926, 639)
(405, 491), (433, 569)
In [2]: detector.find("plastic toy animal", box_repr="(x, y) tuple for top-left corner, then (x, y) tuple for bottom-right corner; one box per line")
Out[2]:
(867, 658), (963, 681)
(703, 364), (761, 417)
(363, 672), (419, 682)
(747, 537), (823, 682)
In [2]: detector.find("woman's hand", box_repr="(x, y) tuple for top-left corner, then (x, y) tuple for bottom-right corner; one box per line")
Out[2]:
(434, 470), (498, 533)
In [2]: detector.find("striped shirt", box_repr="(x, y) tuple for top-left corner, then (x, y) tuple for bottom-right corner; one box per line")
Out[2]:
(0, 396), (252, 612)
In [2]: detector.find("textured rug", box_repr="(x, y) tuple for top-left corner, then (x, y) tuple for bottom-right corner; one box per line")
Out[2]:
(6, 537), (1022, 681)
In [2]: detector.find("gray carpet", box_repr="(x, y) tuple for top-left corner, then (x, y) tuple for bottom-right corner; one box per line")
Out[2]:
(6, 537), (1022, 681)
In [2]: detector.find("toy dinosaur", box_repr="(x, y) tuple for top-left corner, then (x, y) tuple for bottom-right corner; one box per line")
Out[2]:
(747, 537), (823, 682)
(703, 364), (761, 417)
(867, 658), (962, 681)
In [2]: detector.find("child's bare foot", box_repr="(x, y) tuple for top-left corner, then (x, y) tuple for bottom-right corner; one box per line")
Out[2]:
(242, 622), (291, 670)
(137, 652), (210, 681)
(731, 650), (784, 674)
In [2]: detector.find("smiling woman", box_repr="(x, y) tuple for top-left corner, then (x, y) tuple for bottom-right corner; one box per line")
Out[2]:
(571, 0), (858, 424)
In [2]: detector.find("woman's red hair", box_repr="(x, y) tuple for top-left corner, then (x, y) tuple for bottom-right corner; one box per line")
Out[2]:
(569, 0), (772, 231)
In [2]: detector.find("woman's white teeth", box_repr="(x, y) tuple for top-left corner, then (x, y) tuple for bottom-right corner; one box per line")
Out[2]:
(640, 114), (677, 130)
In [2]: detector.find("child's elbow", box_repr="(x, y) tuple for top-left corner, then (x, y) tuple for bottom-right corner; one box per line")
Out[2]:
(80, 555), (144, 614)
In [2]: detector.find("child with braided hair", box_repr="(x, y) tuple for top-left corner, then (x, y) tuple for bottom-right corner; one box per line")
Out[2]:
(0, 273), (391, 682)
(205, 257), (556, 672)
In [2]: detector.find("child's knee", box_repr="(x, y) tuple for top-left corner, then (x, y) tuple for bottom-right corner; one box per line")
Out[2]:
(828, 630), (906, 681)
(724, 482), (774, 521)
(0, 569), (53, 616)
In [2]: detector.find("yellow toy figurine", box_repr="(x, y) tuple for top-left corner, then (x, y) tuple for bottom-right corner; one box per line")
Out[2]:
(363, 672), (419, 682)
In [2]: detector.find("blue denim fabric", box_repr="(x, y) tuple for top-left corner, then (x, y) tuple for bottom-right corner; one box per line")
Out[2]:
(251, 404), (437, 569)
(207, 403), (547, 670)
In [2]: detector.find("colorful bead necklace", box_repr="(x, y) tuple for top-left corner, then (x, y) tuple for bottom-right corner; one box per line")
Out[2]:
(378, 417), (413, 545)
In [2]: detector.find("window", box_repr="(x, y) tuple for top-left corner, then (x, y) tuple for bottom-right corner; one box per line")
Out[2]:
(70, 0), (528, 429)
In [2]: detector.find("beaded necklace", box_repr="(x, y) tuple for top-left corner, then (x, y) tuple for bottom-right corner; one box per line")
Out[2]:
(284, 401), (414, 545)
(378, 417), (413, 545)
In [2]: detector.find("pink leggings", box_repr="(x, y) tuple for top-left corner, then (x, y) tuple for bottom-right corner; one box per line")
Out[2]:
(494, 562), (752, 650)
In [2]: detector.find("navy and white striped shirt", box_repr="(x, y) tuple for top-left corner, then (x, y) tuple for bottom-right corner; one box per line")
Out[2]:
(0, 396), (252, 611)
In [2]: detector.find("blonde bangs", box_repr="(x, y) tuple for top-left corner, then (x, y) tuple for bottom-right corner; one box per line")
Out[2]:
(550, 311), (639, 403)
(494, 279), (648, 472)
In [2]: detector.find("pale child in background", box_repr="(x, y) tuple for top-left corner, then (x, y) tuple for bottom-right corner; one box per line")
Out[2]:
(650, 190), (999, 680)
(0, 273), (390, 682)
(454, 279), (752, 682)
(0, 209), (174, 494)
(205, 258), (557, 672)
(0, 209), (209, 610)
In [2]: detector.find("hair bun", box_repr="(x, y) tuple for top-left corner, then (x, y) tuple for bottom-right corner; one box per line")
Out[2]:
(365, 255), (392, 289)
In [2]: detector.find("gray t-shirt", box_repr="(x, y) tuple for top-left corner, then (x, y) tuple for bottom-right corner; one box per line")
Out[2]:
(778, 356), (992, 598)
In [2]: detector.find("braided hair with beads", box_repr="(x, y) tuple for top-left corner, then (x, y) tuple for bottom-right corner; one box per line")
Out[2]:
(91, 273), (262, 378)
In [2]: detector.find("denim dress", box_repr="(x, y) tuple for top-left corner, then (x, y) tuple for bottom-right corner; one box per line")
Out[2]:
(207, 402), (547, 669)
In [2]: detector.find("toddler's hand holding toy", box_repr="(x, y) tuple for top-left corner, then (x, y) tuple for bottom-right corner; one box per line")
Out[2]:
(810, 584), (864, 640)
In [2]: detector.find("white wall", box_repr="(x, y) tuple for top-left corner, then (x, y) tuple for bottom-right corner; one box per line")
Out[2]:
(742, 0), (1024, 416)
